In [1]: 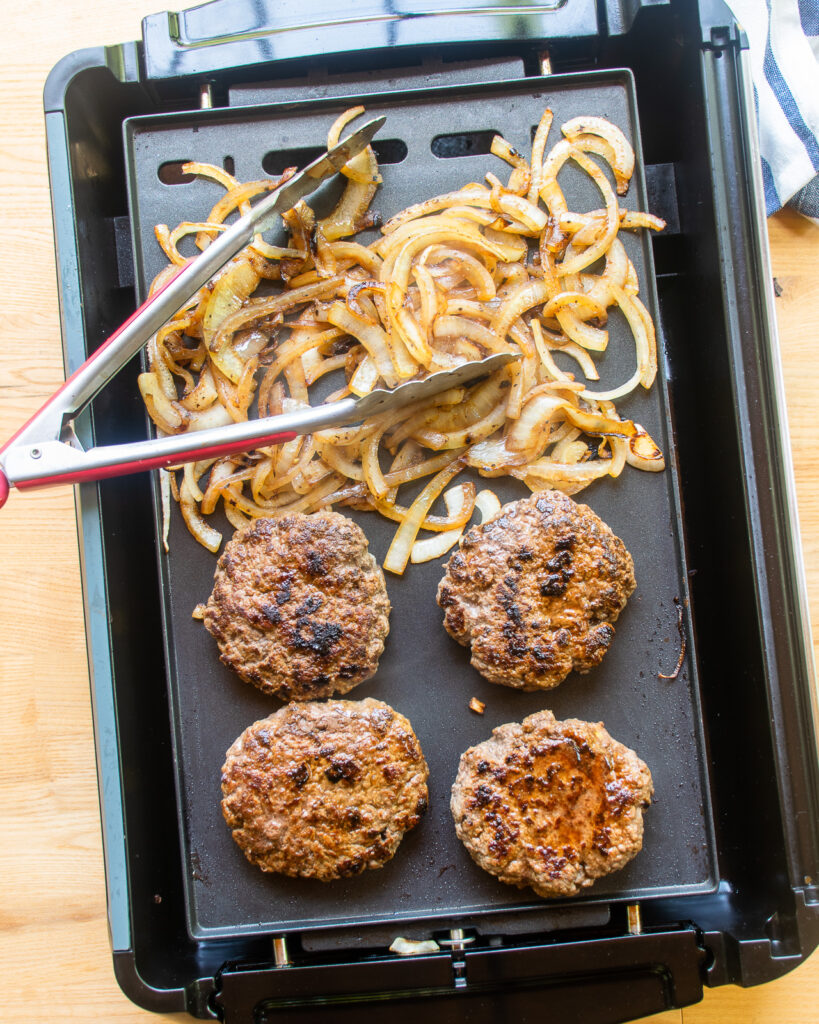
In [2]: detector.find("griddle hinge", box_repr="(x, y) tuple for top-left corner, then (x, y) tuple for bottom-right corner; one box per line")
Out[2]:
(438, 927), (477, 989)
(697, 0), (747, 51)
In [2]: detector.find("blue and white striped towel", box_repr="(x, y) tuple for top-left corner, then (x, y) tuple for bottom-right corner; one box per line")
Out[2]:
(727, 0), (819, 222)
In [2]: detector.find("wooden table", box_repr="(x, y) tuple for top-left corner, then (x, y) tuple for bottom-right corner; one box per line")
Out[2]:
(1, 4), (817, 1020)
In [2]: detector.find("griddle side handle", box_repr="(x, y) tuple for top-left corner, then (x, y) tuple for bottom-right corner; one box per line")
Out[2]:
(701, 24), (819, 923)
(140, 0), (601, 82)
(214, 930), (706, 1023)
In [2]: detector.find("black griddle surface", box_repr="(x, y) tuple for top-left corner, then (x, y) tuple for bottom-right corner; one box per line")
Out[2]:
(125, 72), (717, 941)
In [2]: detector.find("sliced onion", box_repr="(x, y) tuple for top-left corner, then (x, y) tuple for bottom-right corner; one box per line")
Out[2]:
(159, 469), (172, 553)
(361, 425), (390, 498)
(383, 459), (466, 575)
(624, 258), (640, 294)
(627, 426), (666, 471)
(187, 403), (234, 433)
(195, 180), (279, 249)
(531, 319), (573, 382)
(381, 448), (468, 489)
(412, 263), (442, 339)
(157, 221), (226, 265)
(383, 220), (523, 296)
(393, 307), (433, 366)
(491, 134), (529, 171)
(330, 241), (383, 276)
(224, 501), (252, 531)
(260, 326), (343, 388)
(560, 116), (635, 189)
(539, 138), (574, 216)
(506, 392), (568, 456)
(556, 150), (620, 276)
(582, 236), (629, 308)
(424, 373), (511, 434)
(138, 372), (186, 433)
(465, 436), (528, 475)
(327, 106), (383, 186)
(179, 476), (222, 552)
(490, 279), (551, 343)
(474, 488), (502, 522)
(433, 315), (511, 354)
(316, 441), (364, 483)
(443, 298), (494, 321)
(410, 483), (468, 563)
(607, 436), (628, 479)
(413, 399), (509, 451)
(484, 227), (527, 261)
(346, 280), (386, 319)
(553, 340), (601, 381)
(180, 160), (240, 192)
(410, 528), (463, 562)
(250, 238), (305, 260)
(495, 193), (547, 234)
(543, 291), (607, 321)
(577, 283), (656, 401)
(381, 186), (491, 235)
(319, 144), (379, 241)
(420, 246), (497, 301)
(527, 108), (554, 204)
(183, 459), (205, 502)
(326, 301), (406, 385)
(556, 311), (608, 353)
(551, 431), (586, 464)
(203, 260), (260, 352)
(307, 351), (347, 384)
(512, 455), (612, 495)
(621, 210), (666, 231)
(568, 133), (628, 195)
(349, 354), (379, 396)
(563, 404), (639, 439)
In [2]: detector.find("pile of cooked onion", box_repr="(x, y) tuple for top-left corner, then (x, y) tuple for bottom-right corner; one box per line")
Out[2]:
(140, 106), (666, 574)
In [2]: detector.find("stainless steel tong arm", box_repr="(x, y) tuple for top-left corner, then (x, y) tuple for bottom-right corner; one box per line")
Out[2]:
(1, 354), (516, 498)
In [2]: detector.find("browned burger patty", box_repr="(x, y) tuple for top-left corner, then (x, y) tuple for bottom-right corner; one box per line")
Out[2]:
(451, 710), (653, 898)
(437, 491), (635, 690)
(204, 512), (390, 701)
(221, 699), (429, 880)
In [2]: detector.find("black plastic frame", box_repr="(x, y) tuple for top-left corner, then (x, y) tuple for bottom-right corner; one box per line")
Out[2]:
(41, 0), (819, 1019)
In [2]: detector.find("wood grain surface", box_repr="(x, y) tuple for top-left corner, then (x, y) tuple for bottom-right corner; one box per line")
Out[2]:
(0, 4), (817, 1021)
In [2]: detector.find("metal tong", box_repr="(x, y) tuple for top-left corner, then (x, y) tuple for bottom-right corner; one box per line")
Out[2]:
(0, 111), (515, 509)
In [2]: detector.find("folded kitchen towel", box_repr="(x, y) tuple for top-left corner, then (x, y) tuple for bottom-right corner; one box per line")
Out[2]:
(727, 0), (819, 221)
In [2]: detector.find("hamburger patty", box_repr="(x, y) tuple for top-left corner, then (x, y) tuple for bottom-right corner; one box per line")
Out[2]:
(437, 491), (635, 690)
(221, 699), (429, 880)
(451, 710), (653, 897)
(204, 512), (390, 701)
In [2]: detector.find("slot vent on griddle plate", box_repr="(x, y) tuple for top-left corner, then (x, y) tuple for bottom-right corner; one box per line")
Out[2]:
(262, 139), (409, 176)
(157, 160), (197, 185)
(431, 129), (499, 159)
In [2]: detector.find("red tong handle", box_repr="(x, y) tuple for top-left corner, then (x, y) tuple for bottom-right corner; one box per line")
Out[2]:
(0, 268), (190, 510)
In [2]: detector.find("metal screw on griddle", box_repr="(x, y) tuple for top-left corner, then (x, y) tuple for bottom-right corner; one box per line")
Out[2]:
(272, 935), (290, 967)
(440, 928), (475, 989)
(627, 904), (643, 936)
(199, 81), (214, 110)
